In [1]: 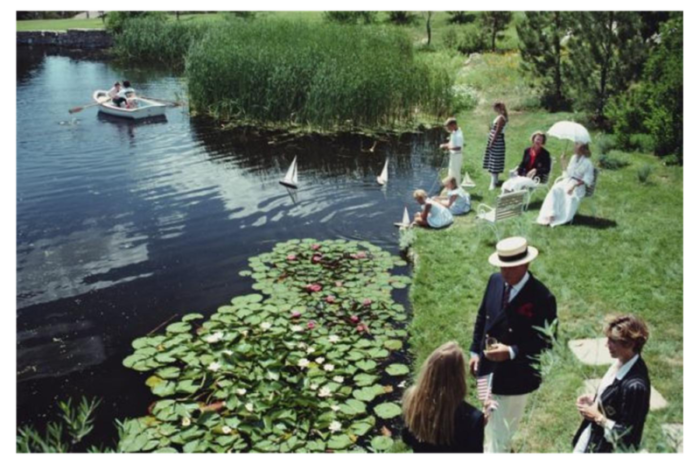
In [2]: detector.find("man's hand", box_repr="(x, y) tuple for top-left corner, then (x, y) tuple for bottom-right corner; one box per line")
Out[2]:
(483, 343), (511, 362)
(576, 394), (594, 406)
(468, 355), (479, 376)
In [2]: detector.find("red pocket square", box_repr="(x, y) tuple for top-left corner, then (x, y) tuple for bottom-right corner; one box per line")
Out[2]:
(516, 303), (535, 317)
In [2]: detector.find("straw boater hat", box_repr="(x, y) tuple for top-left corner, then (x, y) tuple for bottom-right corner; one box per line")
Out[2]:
(488, 236), (539, 267)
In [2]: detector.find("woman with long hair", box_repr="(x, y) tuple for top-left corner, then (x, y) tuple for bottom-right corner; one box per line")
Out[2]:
(401, 341), (486, 453)
(483, 102), (509, 190)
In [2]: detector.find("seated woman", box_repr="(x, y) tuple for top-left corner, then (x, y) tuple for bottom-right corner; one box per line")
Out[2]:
(502, 131), (552, 193)
(412, 189), (454, 229)
(402, 341), (486, 453)
(433, 176), (471, 215)
(536, 142), (594, 227)
(573, 315), (651, 453)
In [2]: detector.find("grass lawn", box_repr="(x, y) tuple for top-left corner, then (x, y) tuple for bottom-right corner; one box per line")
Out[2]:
(407, 53), (683, 452)
(16, 17), (106, 31)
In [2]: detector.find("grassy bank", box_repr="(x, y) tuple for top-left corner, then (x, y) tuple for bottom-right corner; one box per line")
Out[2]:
(407, 53), (683, 452)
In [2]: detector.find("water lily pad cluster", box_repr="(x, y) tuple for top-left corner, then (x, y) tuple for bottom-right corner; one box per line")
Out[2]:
(119, 239), (412, 453)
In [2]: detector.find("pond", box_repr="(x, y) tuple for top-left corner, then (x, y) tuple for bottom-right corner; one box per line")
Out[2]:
(16, 46), (447, 447)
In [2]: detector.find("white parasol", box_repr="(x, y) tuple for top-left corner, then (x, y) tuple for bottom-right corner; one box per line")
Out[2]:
(547, 121), (591, 144)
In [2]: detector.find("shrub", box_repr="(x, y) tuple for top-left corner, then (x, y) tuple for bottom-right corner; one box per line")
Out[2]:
(387, 11), (418, 25)
(451, 84), (479, 113)
(457, 25), (488, 55)
(596, 134), (617, 155)
(399, 227), (417, 251)
(447, 12), (476, 24)
(442, 28), (459, 50)
(323, 11), (376, 24)
(597, 154), (630, 170)
(105, 11), (167, 33)
(637, 164), (653, 183)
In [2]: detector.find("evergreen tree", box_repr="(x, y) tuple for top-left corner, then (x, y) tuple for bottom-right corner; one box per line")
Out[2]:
(480, 12), (512, 51)
(517, 11), (570, 111)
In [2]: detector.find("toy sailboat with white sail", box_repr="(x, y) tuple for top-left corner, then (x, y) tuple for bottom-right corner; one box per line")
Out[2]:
(279, 156), (298, 189)
(377, 158), (388, 185)
(394, 207), (411, 228)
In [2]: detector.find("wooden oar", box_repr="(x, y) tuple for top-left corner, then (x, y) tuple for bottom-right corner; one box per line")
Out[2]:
(68, 97), (109, 114)
(141, 96), (185, 107)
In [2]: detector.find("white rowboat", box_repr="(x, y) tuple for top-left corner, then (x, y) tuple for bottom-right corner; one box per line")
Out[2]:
(93, 90), (167, 120)
(279, 156), (299, 189)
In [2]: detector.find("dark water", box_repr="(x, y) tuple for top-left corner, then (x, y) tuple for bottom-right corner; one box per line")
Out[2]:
(16, 46), (446, 446)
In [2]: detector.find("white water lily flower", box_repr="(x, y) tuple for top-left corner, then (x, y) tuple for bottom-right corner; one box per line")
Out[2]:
(329, 421), (342, 432)
(205, 332), (224, 343)
(236, 388), (246, 396)
(222, 426), (232, 434)
(315, 357), (325, 364)
(298, 342), (307, 349)
(291, 325), (303, 332)
(306, 346), (316, 354)
(323, 364), (335, 372)
(181, 417), (191, 427)
(208, 362), (221, 372)
(398, 380), (407, 388)
(298, 358), (310, 368)
(310, 383), (319, 391)
(328, 335), (340, 343)
(245, 403), (254, 412)
(222, 349), (233, 356)
(242, 330), (249, 337)
(260, 322), (272, 330)
(333, 376), (344, 384)
(318, 387), (332, 398)
(330, 405), (340, 412)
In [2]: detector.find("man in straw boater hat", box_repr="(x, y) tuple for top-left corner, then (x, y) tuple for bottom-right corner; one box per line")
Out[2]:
(469, 236), (557, 452)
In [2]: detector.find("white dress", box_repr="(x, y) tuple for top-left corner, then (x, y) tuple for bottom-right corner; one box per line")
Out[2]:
(425, 199), (454, 229)
(447, 188), (470, 215)
(537, 155), (594, 227)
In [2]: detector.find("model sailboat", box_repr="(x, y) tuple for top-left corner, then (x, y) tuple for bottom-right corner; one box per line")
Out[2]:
(394, 207), (411, 228)
(377, 158), (389, 185)
(279, 156), (299, 189)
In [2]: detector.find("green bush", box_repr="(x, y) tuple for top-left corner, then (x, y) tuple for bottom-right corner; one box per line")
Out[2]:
(105, 11), (167, 34)
(323, 11), (376, 24)
(637, 164), (653, 183)
(447, 12), (476, 24)
(442, 28), (459, 50)
(185, 21), (455, 130)
(603, 15), (682, 160)
(457, 25), (488, 55)
(451, 84), (479, 113)
(596, 134), (617, 155)
(597, 153), (630, 170)
(323, 8), (360, 23)
(387, 11), (418, 26)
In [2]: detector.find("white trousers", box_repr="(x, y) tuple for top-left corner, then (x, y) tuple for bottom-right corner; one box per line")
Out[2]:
(485, 393), (529, 453)
(448, 151), (463, 186)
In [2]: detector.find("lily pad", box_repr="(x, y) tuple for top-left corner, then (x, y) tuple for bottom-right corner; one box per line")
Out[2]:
(385, 364), (410, 376)
(370, 436), (394, 451)
(373, 402), (402, 419)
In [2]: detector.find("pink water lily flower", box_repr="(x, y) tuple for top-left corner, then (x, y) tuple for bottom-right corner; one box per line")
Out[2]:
(305, 283), (322, 293)
(312, 254), (323, 263)
(350, 315), (360, 324)
(356, 324), (366, 333)
(307, 320), (317, 330)
(287, 254), (297, 261)
(356, 251), (367, 259)
(311, 243), (321, 251)
(362, 298), (372, 306)
(291, 310), (301, 319)
(325, 295), (336, 304)
(335, 281), (343, 287)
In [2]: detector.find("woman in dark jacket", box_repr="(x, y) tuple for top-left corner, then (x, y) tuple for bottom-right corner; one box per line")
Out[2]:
(402, 341), (488, 453)
(502, 131), (552, 193)
(573, 315), (651, 453)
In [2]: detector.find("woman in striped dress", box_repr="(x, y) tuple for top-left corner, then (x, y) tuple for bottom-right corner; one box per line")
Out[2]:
(482, 102), (508, 190)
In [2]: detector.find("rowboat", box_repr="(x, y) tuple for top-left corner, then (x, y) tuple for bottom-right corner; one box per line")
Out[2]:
(92, 90), (167, 120)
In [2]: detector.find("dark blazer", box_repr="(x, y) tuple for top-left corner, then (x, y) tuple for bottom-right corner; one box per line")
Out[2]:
(469, 272), (557, 396)
(572, 357), (651, 453)
(517, 147), (551, 181)
(402, 401), (484, 453)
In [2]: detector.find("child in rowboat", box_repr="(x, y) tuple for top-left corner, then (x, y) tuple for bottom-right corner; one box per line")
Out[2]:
(115, 80), (137, 108)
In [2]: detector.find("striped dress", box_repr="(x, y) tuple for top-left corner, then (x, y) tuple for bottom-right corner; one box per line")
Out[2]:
(483, 115), (507, 174)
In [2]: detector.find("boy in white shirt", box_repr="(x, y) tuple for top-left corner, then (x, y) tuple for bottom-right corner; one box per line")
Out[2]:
(440, 118), (474, 188)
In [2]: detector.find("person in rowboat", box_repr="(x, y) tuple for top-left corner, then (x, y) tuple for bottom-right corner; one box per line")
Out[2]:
(107, 81), (121, 100)
(114, 80), (137, 108)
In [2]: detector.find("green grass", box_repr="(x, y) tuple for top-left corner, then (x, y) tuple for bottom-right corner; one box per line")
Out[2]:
(407, 53), (683, 452)
(16, 17), (106, 31)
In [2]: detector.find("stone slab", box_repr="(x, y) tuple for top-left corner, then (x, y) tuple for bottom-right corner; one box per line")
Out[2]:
(569, 338), (615, 366)
(583, 379), (668, 411)
(661, 424), (683, 452)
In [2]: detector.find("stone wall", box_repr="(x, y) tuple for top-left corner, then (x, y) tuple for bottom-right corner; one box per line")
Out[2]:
(17, 29), (113, 49)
